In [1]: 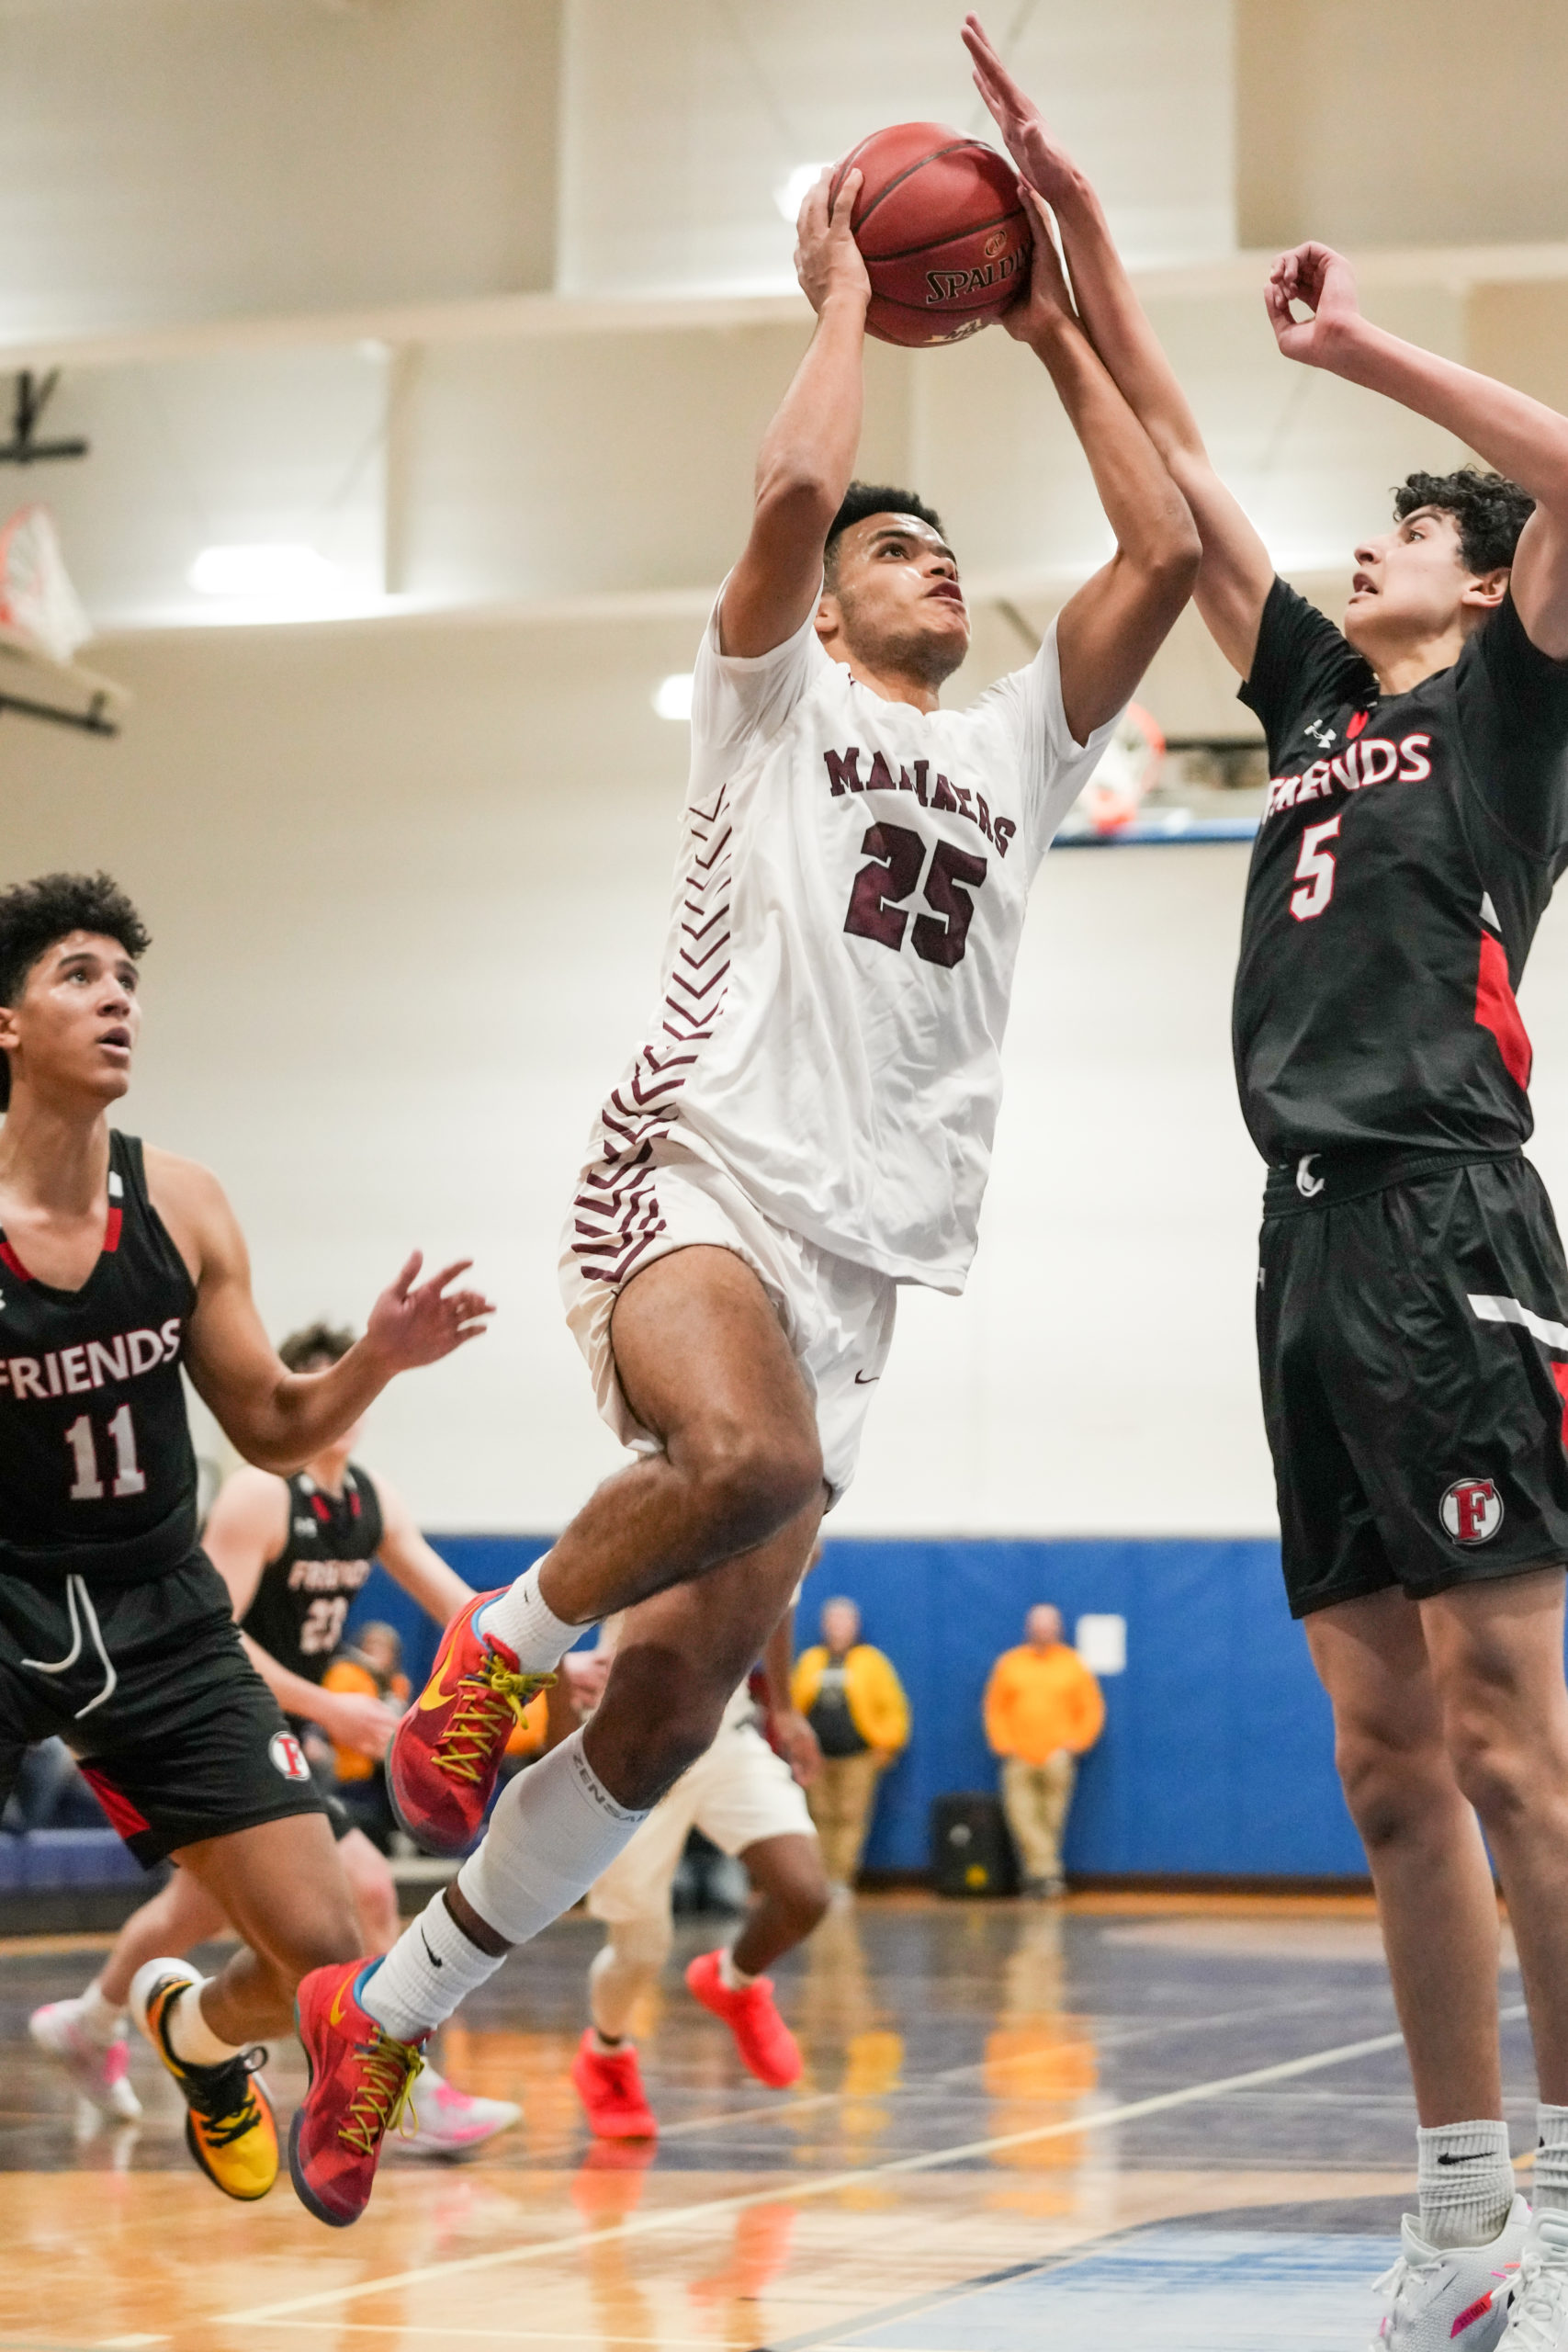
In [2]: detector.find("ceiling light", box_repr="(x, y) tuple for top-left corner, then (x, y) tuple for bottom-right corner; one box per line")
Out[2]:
(188, 543), (345, 600)
(653, 672), (694, 721)
(774, 163), (831, 223)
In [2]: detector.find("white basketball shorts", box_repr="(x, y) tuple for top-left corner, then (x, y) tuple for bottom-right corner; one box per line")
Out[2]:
(588, 1714), (816, 1927)
(559, 1140), (897, 1504)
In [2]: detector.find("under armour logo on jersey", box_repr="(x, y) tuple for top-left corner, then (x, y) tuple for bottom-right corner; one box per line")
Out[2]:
(1295, 1154), (1325, 1199)
(1440, 1478), (1504, 1545)
(1303, 718), (1337, 749)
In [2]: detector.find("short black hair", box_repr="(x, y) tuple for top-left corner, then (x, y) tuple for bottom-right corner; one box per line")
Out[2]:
(0, 871), (151, 1112)
(1393, 467), (1534, 575)
(278, 1320), (355, 1373)
(825, 483), (946, 582)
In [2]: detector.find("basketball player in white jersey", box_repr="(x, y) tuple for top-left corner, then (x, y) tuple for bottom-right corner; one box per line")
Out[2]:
(290, 156), (1200, 2225)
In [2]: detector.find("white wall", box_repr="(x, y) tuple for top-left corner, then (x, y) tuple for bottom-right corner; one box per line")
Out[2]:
(10, 609), (1568, 1537)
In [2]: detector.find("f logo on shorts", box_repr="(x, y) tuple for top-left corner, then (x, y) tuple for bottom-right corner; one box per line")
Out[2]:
(268, 1730), (311, 1782)
(1440, 1478), (1505, 1545)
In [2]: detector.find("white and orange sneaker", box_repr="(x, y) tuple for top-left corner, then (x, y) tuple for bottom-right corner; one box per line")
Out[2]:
(28, 1998), (142, 2123)
(1370, 2196), (1527, 2350)
(387, 2066), (520, 2158)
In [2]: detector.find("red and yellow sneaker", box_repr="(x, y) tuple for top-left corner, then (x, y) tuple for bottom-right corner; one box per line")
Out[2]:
(684, 1951), (802, 2089)
(288, 1959), (424, 2228)
(570, 2030), (659, 2140)
(388, 1590), (554, 1857)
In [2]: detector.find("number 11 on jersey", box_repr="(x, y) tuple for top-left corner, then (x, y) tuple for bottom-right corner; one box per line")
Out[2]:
(65, 1403), (146, 1500)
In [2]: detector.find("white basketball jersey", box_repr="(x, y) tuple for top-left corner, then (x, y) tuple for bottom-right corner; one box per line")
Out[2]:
(581, 595), (1119, 1293)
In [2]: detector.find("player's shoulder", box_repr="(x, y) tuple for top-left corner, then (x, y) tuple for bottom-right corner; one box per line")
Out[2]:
(141, 1144), (233, 1234)
(208, 1461), (291, 1537)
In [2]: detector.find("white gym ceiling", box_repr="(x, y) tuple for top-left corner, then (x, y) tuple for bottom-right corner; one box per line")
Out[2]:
(4, 0), (1566, 735)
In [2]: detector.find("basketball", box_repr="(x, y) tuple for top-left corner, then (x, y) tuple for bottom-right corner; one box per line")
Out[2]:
(829, 122), (1032, 348)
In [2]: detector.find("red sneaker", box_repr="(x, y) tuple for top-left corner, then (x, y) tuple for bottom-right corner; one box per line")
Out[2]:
(684, 1951), (801, 2089)
(388, 1590), (554, 1858)
(288, 1960), (425, 2228)
(570, 2030), (659, 2140)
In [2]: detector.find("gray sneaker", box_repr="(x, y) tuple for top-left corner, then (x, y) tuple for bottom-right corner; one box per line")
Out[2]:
(1499, 2207), (1568, 2349)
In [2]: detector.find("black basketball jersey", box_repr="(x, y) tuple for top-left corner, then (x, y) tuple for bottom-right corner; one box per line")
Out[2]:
(239, 1464), (384, 1702)
(1234, 580), (1568, 1167)
(0, 1131), (199, 1585)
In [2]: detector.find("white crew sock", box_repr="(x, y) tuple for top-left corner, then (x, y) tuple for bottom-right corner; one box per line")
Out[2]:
(362, 1732), (648, 2043)
(1534, 2103), (1568, 2211)
(166, 1976), (245, 2069)
(78, 1979), (126, 2044)
(1416, 2119), (1516, 2248)
(717, 1947), (758, 1992)
(476, 1554), (589, 1674)
(359, 1888), (502, 2045)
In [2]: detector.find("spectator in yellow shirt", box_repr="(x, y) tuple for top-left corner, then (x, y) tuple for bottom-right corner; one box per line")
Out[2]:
(791, 1599), (909, 1895)
(983, 1606), (1104, 1899)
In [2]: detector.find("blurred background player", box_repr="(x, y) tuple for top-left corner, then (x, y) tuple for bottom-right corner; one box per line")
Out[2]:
(288, 118), (1198, 2231)
(790, 1595), (908, 1897)
(963, 13), (1568, 2342)
(982, 1602), (1104, 1898)
(29, 1318), (518, 2156)
(569, 1603), (826, 2140)
(321, 1621), (409, 1849)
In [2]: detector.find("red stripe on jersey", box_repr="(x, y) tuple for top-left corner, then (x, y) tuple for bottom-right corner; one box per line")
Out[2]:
(1476, 930), (1533, 1091)
(0, 1238), (31, 1281)
(1551, 1362), (1568, 1453)
(102, 1205), (123, 1253)
(77, 1765), (151, 1840)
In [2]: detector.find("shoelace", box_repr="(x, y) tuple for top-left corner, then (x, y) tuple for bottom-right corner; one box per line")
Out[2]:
(434, 1661), (554, 1785)
(338, 2031), (425, 2158)
(186, 2047), (270, 2150)
(1506, 2244), (1568, 2352)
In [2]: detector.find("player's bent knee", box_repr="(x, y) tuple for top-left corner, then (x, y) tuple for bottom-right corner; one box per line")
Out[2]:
(1333, 1729), (1451, 1849)
(682, 1422), (824, 1555)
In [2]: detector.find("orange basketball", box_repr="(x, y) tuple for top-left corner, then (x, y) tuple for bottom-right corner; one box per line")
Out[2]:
(829, 122), (1032, 349)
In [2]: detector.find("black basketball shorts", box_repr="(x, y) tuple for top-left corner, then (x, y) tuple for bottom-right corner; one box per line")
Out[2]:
(1258, 1151), (1568, 1618)
(0, 1550), (331, 1865)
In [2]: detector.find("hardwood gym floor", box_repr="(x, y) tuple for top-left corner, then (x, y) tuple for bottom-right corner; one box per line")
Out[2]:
(0, 1892), (1534, 2350)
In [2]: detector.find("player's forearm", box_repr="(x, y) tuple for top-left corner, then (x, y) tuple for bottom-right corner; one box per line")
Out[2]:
(1049, 178), (1208, 466)
(753, 290), (868, 524)
(239, 1631), (324, 1724)
(1316, 320), (1568, 513)
(1030, 314), (1199, 580)
(222, 1343), (401, 1474)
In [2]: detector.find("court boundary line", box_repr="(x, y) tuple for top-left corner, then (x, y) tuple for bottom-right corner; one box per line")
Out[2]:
(223, 2012), (1529, 2328)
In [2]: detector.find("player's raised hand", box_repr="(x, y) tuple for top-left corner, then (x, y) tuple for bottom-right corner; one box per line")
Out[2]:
(365, 1251), (495, 1370)
(1266, 241), (1363, 368)
(795, 166), (869, 316)
(1002, 182), (1077, 345)
(963, 14), (1079, 207)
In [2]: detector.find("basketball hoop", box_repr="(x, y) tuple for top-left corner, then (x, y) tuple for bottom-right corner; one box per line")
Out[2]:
(1078, 703), (1166, 835)
(0, 503), (92, 666)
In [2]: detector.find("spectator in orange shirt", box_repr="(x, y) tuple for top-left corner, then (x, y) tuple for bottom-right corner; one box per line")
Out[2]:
(983, 1606), (1104, 1899)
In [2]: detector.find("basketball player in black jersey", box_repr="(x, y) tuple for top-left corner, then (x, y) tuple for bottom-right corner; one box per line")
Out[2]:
(966, 19), (1568, 2345)
(0, 870), (492, 2204)
(31, 1320), (521, 2155)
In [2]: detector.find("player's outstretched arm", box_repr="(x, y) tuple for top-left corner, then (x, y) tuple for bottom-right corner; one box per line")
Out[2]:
(373, 1475), (472, 1626)
(964, 14), (1273, 677)
(203, 1464), (400, 1754)
(147, 1148), (494, 1476)
(1266, 242), (1568, 658)
(1005, 188), (1200, 741)
(719, 169), (870, 660)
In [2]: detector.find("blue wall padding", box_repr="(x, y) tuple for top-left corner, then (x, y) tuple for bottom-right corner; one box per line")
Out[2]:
(347, 1535), (1370, 1880)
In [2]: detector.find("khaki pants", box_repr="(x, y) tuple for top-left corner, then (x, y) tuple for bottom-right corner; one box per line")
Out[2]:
(1000, 1753), (1077, 1885)
(806, 1749), (886, 1885)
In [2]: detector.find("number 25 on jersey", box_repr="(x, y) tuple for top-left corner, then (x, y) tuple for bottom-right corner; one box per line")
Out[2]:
(1291, 816), (1342, 922)
(843, 822), (987, 967)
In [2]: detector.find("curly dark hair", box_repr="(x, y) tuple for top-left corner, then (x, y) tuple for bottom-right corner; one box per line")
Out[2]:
(278, 1320), (355, 1373)
(1393, 467), (1535, 575)
(825, 483), (947, 582)
(0, 871), (151, 1112)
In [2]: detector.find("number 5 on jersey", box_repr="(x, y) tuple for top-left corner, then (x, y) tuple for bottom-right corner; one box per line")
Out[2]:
(1291, 815), (1342, 922)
